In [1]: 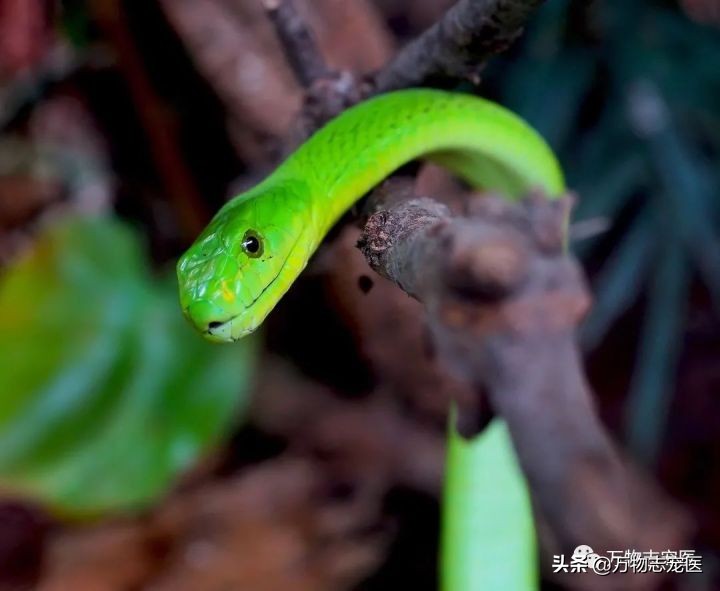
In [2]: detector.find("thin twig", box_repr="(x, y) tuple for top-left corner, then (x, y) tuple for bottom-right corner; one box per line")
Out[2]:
(372, 0), (546, 93)
(262, 0), (366, 139)
(264, 0), (547, 135)
(262, 0), (331, 88)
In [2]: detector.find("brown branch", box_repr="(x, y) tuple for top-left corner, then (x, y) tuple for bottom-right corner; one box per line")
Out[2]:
(262, 0), (332, 88)
(262, 0), (547, 137)
(358, 191), (688, 563)
(159, 0), (303, 168)
(253, 357), (445, 495)
(372, 0), (547, 93)
(261, 0), (367, 140)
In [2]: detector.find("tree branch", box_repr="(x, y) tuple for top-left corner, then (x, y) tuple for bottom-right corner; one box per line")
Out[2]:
(262, 0), (548, 134)
(357, 191), (687, 561)
(372, 0), (547, 93)
(261, 0), (331, 88)
(262, 0), (366, 139)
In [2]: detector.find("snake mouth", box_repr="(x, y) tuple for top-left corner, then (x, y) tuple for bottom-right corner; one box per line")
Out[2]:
(205, 317), (254, 342)
(198, 230), (305, 342)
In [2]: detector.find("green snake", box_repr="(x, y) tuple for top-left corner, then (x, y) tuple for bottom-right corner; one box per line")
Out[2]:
(177, 89), (564, 341)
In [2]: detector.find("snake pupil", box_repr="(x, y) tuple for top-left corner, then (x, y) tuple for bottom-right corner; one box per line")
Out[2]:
(242, 231), (263, 257)
(245, 237), (259, 252)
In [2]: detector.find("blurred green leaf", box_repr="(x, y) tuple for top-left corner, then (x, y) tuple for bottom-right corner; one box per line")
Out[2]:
(579, 213), (655, 350)
(502, 50), (594, 150)
(643, 112), (720, 310)
(0, 216), (256, 517)
(624, 233), (689, 465)
(571, 151), (647, 259)
(442, 417), (536, 591)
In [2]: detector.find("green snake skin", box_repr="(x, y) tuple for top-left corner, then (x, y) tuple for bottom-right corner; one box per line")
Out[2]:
(177, 89), (564, 342)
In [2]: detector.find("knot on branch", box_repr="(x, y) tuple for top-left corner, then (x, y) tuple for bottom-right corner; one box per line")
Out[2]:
(358, 198), (450, 273)
(358, 192), (591, 337)
(442, 232), (529, 300)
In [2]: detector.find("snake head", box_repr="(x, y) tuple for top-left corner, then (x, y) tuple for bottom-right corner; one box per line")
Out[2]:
(177, 181), (314, 342)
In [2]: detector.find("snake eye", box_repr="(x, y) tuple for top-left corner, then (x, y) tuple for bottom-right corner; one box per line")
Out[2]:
(241, 230), (263, 257)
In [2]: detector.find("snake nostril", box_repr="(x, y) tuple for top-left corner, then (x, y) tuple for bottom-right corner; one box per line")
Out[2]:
(207, 321), (223, 330)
